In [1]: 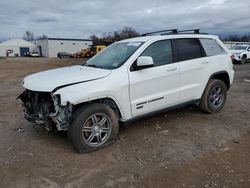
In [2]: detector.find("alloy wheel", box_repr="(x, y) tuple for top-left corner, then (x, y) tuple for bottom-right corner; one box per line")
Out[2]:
(209, 86), (224, 108)
(82, 113), (112, 147)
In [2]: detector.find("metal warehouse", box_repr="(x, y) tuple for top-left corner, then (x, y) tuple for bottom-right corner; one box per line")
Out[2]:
(0, 39), (38, 57)
(34, 38), (93, 57)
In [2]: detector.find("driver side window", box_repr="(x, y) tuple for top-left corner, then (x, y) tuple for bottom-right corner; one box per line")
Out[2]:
(140, 40), (173, 67)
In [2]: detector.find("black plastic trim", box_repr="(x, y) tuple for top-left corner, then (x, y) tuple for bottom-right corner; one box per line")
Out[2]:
(122, 99), (200, 126)
(208, 70), (231, 89)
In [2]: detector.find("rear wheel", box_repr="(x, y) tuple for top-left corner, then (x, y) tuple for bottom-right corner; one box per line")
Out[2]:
(68, 103), (119, 153)
(199, 79), (227, 114)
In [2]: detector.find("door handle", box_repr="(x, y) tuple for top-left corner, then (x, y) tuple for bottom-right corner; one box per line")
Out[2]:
(167, 67), (177, 71)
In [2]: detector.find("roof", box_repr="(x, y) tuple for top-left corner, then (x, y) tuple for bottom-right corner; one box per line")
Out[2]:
(45, 38), (92, 42)
(119, 34), (218, 43)
(0, 39), (36, 47)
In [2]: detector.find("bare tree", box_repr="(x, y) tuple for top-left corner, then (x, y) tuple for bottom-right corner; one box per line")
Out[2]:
(23, 31), (35, 41)
(119, 27), (140, 40)
(36, 34), (48, 40)
(90, 35), (100, 45)
(89, 26), (140, 45)
(222, 33), (250, 42)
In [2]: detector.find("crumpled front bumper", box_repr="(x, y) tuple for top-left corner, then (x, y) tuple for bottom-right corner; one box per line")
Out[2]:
(18, 90), (73, 131)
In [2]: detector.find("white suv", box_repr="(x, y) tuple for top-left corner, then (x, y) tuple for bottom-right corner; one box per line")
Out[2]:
(230, 44), (250, 64)
(18, 30), (234, 153)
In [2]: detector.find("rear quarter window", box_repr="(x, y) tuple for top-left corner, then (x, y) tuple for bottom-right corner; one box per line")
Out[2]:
(200, 38), (226, 56)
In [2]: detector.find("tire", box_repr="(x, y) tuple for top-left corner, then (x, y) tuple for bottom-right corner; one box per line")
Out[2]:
(67, 103), (119, 153)
(241, 56), (247, 64)
(199, 79), (227, 114)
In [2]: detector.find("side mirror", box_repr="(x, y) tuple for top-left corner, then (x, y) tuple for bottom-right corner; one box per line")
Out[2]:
(136, 56), (154, 68)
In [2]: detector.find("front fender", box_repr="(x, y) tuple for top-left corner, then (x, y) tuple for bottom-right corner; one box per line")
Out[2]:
(53, 74), (131, 120)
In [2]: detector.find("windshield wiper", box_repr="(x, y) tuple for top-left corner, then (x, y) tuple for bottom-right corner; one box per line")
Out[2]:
(85, 64), (98, 68)
(85, 64), (105, 69)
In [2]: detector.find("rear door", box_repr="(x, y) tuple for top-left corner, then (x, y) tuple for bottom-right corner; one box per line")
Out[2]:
(173, 38), (209, 102)
(128, 40), (180, 117)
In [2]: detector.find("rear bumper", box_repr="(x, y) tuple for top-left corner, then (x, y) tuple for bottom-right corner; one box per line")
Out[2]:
(232, 54), (241, 61)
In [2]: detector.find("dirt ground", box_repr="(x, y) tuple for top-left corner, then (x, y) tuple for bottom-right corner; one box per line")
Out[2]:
(0, 57), (250, 188)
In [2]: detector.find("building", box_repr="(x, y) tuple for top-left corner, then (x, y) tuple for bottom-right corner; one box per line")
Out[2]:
(0, 39), (38, 57)
(34, 38), (92, 57)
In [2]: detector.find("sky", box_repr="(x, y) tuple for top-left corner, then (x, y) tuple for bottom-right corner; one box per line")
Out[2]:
(0, 0), (249, 41)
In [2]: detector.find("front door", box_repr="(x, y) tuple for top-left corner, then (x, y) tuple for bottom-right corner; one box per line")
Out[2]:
(129, 40), (180, 117)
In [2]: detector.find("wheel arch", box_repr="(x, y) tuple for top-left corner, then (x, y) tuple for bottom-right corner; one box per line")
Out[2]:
(73, 97), (124, 120)
(209, 71), (230, 90)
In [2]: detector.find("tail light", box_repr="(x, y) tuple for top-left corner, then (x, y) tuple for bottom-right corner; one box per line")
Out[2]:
(230, 54), (235, 62)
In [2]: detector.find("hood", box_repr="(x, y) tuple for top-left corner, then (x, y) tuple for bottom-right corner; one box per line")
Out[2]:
(23, 65), (111, 92)
(230, 50), (244, 54)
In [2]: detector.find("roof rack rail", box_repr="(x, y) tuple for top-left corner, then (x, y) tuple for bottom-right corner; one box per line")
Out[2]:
(141, 29), (207, 36)
(141, 29), (178, 36)
(177, 29), (200, 34)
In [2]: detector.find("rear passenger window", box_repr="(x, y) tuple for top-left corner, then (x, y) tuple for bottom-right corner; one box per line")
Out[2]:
(175, 38), (203, 61)
(140, 40), (173, 66)
(200, 38), (226, 56)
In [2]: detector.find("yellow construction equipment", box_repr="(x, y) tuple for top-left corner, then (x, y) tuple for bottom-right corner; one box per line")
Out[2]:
(81, 45), (106, 58)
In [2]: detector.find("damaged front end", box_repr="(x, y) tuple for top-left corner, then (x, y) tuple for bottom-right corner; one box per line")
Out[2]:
(18, 90), (73, 131)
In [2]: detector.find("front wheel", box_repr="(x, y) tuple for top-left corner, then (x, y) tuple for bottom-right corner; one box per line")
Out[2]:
(199, 79), (227, 114)
(68, 103), (119, 153)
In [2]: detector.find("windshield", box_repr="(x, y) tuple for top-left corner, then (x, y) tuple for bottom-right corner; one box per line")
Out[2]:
(85, 42), (143, 69)
(231, 45), (247, 50)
